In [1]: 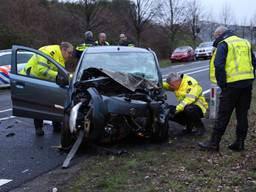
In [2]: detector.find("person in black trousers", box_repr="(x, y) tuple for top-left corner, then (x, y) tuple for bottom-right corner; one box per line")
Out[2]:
(198, 26), (256, 151)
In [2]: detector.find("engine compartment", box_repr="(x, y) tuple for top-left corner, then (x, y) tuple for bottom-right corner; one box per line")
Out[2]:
(69, 68), (169, 143)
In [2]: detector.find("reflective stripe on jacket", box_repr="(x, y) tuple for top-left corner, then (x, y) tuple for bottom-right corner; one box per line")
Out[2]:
(24, 45), (65, 81)
(163, 75), (208, 114)
(75, 43), (92, 52)
(210, 36), (254, 84)
(95, 41), (110, 46)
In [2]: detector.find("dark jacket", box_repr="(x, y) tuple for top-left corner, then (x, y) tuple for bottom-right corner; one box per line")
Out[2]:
(75, 39), (95, 58)
(118, 40), (134, 46)
(213, 30), (256, 88)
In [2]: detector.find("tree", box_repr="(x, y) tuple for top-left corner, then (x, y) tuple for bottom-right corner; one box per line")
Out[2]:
(220, 2), (234, 26)
(67, 0), (105, 32)
(127, 0), (161, 46)
(160, 0), (187, 51)
(186, 0), (201, 47)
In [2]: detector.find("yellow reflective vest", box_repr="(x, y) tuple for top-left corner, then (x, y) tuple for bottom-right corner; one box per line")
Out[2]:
(22, 45), (65, 81)
(75, 43), (92, 52)
(210, 36), (254, 84)
(95, 40), (110, 46)
(163, 75), (208, 114)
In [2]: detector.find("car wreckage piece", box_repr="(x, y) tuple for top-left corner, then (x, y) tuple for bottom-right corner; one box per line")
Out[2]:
(61, 68), (170, 167)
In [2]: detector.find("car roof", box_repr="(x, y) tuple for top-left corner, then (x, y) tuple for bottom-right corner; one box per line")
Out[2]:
(0, 49), (11, 56)
(85, 46), (150, 54)
(199, 41), (213, 45)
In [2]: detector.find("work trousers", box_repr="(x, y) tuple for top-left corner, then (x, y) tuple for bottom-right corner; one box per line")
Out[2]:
(170, 104), (204, 130)
(213, 85), (252, 139)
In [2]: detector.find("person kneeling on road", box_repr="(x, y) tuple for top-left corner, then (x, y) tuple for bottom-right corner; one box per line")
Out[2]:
(163, 72), (208, 136)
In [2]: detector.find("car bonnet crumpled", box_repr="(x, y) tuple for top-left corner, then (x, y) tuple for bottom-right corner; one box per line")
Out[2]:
(100, 68), (159, 92)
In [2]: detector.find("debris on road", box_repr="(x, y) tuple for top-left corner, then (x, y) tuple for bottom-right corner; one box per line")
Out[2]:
(6, 132), (15, 137)
(6, 125), (14, 129)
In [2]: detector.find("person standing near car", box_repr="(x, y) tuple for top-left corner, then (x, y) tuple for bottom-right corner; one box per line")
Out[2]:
(95, 33), (110, 46)
(21, 42), (74, 136)
(198, 26), (256, 151)
(163, 72), (208, 136)
(75, 31), (95, 58)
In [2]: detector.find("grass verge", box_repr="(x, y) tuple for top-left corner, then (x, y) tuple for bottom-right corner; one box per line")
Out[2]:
(59, 84), (256, 192)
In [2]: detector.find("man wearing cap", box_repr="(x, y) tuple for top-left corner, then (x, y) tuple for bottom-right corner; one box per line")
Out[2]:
(163, 73), (208, 136)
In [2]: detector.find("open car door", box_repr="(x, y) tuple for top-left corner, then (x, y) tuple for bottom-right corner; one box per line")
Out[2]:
(10, 45), (69, 122)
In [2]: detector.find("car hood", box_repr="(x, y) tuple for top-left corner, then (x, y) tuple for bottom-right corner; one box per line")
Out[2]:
(80, 67), (159, 92)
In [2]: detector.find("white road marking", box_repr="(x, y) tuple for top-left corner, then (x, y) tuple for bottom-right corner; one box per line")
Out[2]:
(162, 65), (208, 77)
(186, 68), (209, 75)
(0, 116), (15, 121)
(22, 169), (29, 173)
(203, 89), (211, 95)
(0, 179), (12, 186)
(0, 108), (12, 113)
(44, 120), (53, 125)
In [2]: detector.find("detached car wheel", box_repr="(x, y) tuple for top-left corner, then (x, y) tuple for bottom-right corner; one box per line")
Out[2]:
(61, 113), (76, 149)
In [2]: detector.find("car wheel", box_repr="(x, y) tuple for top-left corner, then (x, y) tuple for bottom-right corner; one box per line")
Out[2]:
(61, 113), (76, 149)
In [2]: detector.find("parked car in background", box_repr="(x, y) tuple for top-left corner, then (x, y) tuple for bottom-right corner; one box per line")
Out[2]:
(0, 49), (33, 88)
(195, 42), (214, 60)
(170, 46), (195, 63)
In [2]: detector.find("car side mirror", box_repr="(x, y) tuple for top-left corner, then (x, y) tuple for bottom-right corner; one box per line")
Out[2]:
(56, 73), (69, 87)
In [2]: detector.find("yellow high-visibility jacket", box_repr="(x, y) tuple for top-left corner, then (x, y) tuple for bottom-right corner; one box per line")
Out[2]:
(163, 75), (208, 114)
(95, 40), (110, 46)
(23, 45), (65, 81)
(210, 35), (254, 84)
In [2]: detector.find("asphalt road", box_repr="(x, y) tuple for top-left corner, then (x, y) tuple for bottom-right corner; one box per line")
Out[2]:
(0, 59), (210, 192)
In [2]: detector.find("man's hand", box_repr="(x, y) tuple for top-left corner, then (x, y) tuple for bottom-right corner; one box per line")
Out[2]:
(168, 105), (176, 118)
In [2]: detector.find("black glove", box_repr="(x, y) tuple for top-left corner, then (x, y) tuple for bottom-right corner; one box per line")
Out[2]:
(168, 105), (176, 118)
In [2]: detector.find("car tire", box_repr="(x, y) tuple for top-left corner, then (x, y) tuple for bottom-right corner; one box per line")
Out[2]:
(61, 113), (76, 149)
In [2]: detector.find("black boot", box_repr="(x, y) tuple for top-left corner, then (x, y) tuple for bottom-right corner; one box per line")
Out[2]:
(198, 133), (221, 151)
(35, 127), (44, 136)
(181, 121), (193, 135)
(34, 119), (44, 136)
(228, 138), (244, 151)
(194, 120), (206, 136)
(53, 122), (62, 133)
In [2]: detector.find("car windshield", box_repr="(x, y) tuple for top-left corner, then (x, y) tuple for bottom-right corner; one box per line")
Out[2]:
(199, 42), (213, 48)
(174, 47), (189, 52)
(78, 52), (159, 82)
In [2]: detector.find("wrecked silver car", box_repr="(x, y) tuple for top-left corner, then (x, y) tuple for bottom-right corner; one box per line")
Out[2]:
(62, 47), (170, 149)
(62, 67), (170, 147)
(10, 46), (169, 167)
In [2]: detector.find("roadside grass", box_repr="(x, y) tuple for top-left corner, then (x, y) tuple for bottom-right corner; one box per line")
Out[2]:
(60, 84), (256, 192)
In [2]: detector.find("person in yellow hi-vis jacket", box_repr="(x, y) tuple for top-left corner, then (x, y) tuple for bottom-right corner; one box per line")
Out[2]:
(20, 42), (73, 136)
(163, 72), (208, 136)
(198, 26), (256, 152)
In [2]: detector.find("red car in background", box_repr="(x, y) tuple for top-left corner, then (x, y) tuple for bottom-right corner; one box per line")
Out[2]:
(170, 46), (195, 63)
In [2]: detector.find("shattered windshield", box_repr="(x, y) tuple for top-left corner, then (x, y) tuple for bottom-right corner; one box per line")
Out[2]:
(79, 52), (159, 82)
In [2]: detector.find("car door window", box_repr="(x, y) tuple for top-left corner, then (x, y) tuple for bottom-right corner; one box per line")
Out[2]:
(16, 50), (58, 82)
(0, 54), (11, 66)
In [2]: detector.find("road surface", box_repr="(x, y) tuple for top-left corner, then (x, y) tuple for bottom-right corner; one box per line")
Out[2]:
(0, 59), (210, 192)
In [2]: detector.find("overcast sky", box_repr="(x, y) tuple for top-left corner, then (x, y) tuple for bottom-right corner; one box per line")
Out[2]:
(200, 0), (256, 25)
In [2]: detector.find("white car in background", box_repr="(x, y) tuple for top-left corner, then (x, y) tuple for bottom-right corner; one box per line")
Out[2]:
(0, 49), (33, 88)
(195, 42), (214, 60)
